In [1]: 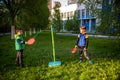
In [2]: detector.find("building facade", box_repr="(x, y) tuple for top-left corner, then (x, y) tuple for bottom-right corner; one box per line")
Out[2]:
(49, 0), (102, 32)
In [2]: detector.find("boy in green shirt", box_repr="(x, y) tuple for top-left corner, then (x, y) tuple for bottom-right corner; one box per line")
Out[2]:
(15, 28), (28, 67)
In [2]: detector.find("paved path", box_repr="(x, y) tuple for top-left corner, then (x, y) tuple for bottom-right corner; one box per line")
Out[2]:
(0, 33), (10, 36)
(56, 33), (120, 39)
(1, 32), (120, 39)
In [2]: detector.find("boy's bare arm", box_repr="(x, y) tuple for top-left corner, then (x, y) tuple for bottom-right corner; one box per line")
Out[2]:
(75, 35), (80, 47)
(17, 39), (25, 44)
(85, 34), (89, 49)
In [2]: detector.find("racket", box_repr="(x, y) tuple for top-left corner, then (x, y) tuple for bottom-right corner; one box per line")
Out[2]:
(71, 47), (77, 54)
(27, 38), (35, 45)
(27, 32), (40, 45)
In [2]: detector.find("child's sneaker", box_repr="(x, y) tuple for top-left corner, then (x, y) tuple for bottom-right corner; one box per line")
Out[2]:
(89, 60), (93, 64)
(78, 60), (82, 64)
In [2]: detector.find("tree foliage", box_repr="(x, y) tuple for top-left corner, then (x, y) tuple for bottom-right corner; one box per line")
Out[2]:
(16, 0), (50, 30)
(0, 3), (10, 27)
(112, 0), (120, 35)
(0, 0), (50, 38)
(78, 0), (120, 35)
(52, 4), (62, 32)
(97, 0), (120, 35)
(65, 11), (80, 33)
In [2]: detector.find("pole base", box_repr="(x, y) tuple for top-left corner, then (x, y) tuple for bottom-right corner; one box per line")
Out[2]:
(48, 61), (61, 67)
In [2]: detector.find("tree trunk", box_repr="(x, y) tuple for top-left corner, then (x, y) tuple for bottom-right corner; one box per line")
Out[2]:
(11, 25), (15, 39)
(40, 28), (41, 32)
(29, 28), (32, 36)
(25, 31), (27, 37)
(33, 28), (36, 34)
(11, 15), (15, 39)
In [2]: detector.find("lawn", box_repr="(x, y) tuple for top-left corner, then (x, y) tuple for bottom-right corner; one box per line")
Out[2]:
(0, 32), (120, 80)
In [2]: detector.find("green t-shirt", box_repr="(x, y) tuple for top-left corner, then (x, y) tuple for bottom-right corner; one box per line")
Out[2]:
(15, 34), (25, 50)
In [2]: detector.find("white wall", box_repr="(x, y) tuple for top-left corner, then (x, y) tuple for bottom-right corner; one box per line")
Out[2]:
(60, 4), (77, 12)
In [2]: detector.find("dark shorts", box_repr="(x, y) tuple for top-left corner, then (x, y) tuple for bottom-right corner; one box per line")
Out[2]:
(16, 50), (24, 52)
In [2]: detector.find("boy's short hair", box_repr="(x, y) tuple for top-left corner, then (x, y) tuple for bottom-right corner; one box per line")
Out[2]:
(80, 26), (86, 30)
(15, 28), (22, 33)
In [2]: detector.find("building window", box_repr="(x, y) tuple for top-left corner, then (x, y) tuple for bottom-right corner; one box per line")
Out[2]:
(86, 9), (89, 18)
(63, 12), (66, 18)
(77, 10), (80, 18)
(91, 13), (95, 18)
(82, 9), (85, 18)
(89, 10), (96, 18)
(70, 11), (73, 18)
(67, 12), (69, 18)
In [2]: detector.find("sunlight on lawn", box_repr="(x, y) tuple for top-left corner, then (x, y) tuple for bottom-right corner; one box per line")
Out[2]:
(0, 32), (120, 80)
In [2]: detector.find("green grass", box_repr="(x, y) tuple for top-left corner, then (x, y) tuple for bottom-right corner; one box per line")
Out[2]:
(0, 32), (120, 80)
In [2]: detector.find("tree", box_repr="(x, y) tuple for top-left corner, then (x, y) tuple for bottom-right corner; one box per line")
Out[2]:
(19, 0), (49, 30)
(0, 2), (10, 27)
(0, 7), (10, 33)
(65, 11), (80, 33)
(0, 0), (50, 39)
(113, 0), (120, 35)
(65, 18), (73, 31)
(97, 0), (120, 35)
(73, 11), (80, 33)
(0, 0), (26, 39)
(52, 3), (63, 32)
(113, 0), (120, 7)
(78, 0), (120, 35)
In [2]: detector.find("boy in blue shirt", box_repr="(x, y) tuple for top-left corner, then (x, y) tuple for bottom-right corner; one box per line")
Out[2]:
(75, 26), (93, 64)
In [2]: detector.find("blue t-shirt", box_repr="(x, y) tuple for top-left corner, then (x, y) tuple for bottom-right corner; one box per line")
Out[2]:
(78, 33), (87, 46)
